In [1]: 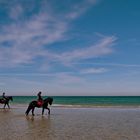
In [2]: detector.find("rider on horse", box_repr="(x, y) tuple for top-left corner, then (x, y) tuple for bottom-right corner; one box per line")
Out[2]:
(2, 92), (7, 101)
(37, 91), (43, 107)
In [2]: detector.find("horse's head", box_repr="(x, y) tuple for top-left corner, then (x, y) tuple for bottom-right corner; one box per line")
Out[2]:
(47, 97), (53, 105)
(9, 96), (13, 101)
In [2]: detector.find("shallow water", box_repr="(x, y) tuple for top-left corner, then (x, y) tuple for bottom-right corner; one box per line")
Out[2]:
(0, 107), (140, 140)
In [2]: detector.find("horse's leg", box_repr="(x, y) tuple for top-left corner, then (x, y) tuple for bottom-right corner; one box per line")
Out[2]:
(32, 107), (35, 116)
(42, 107), (45, 115)
(25, 106), (31, 116)
(7, 103), (10, 109)
(3, 103), (6, 109)
(46, 107), (50, 115)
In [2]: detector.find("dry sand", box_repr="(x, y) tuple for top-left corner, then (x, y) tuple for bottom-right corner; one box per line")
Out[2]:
(0, 107), (140, 140)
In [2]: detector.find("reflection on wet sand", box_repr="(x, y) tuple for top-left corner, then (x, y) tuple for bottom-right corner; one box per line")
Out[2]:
(23, 115), (52, 139)
(1, 107), (140, 140)
(0, 108), (52, 140)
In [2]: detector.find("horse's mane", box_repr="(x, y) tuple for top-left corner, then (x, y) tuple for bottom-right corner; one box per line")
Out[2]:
(44, 97), (53, 105)
(7, 96), (13, 101)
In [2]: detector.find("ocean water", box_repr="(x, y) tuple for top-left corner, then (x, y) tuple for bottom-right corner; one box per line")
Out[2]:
(8, 96), (140, 107)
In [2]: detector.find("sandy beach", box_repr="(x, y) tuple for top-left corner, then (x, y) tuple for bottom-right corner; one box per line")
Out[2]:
(0, 107), (140, 140)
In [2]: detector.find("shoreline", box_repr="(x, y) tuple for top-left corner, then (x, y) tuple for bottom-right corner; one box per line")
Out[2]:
(5, 103), (140, 109)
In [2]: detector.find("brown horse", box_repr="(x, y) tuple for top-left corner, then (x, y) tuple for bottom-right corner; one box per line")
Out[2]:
(25, 97), (53, 116)
(0, 96), (13, 108)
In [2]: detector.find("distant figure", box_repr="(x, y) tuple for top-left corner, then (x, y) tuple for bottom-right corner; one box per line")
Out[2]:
(2, 92), (7, 100)
(0, 93), (13, 108)
(37, 91), (43, 107)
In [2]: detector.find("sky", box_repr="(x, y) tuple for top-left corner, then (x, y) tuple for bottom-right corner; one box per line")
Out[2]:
(0, 0), (140, 96)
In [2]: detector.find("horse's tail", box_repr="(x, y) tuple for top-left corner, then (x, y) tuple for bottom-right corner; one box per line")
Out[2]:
(25, 102), (33, 115)
(25, 105), (31, 115)
(25, 101), (37, 115)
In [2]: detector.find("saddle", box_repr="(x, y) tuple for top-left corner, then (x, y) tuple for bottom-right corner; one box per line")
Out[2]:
(37, 100), (43, 107)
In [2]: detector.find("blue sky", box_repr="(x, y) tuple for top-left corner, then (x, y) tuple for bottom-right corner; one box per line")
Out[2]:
(0, 0), (140, 96)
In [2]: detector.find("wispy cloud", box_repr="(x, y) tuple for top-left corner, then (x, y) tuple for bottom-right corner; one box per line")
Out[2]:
(0, 12), (67, 67)
(66, 0), (98, 19)
(0, 0), (112, 69)
(9, 4), (23, 20)
(0, 72), (86, 91)
(51, 73), (86, 85)
(72, 62), (140, 68)
(55, 36), (117, 64)
(80, 68), (108, 74)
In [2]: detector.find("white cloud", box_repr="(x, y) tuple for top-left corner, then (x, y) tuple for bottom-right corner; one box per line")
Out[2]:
(81, 68), (108, 74)
(0, 12), (67, 67)
(0, 0), (114, 69)
(51, 73), (86, 85)
(55, 36), (117, 63)
(0, 72), (87, 95)
(66, 0), (98, 19)
(9, 4), (23, 20)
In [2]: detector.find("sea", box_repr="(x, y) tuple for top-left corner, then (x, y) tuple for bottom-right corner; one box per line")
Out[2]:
(8, 96), (140, 107)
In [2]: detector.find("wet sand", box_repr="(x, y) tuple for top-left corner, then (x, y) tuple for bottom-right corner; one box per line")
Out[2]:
(0, 107), (140, 140)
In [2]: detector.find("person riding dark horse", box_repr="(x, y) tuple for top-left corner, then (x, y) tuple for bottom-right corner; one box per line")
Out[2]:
(2, 92), (7, 101)
(0, 93), (13, 108)
(25, 96), (53, 116)
(37, 91), (43, 107)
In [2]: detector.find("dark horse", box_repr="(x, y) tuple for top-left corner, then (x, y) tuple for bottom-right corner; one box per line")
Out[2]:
(25, 97), (53, 116)
(0, 96), (13, 109)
